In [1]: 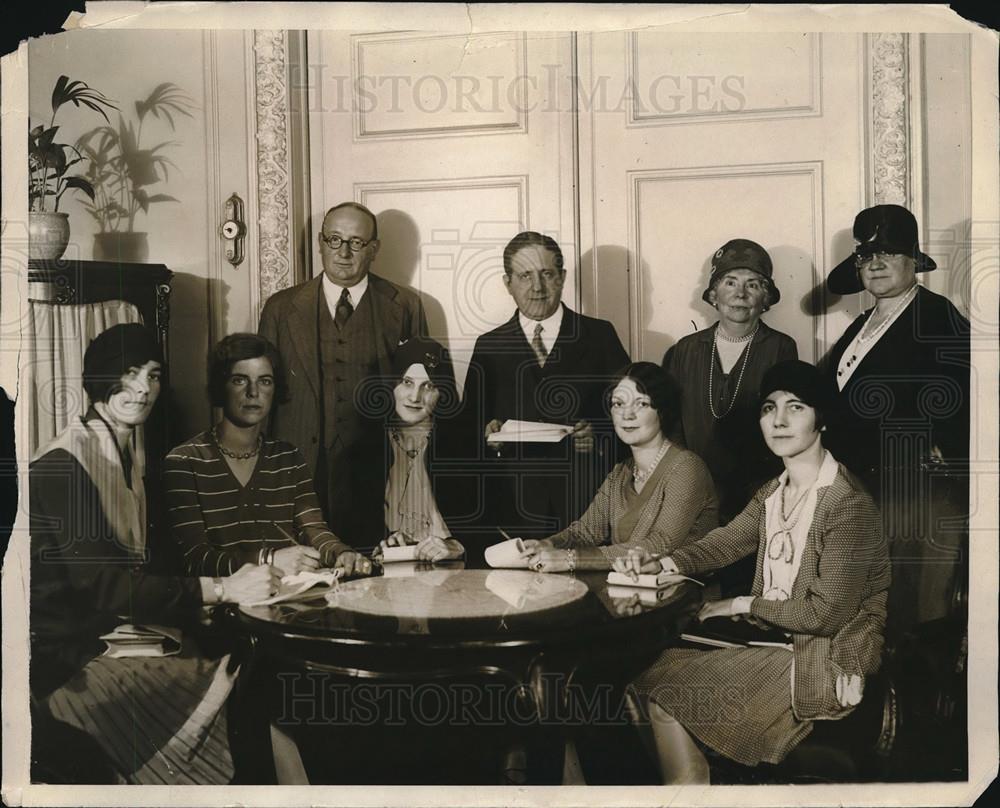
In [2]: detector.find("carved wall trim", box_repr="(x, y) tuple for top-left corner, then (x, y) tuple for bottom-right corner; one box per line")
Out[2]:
(866, 33), (910, 206)
(254, 29), (294, 309)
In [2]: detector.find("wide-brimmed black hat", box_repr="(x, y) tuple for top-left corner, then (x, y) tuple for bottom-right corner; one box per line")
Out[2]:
(702, 238), (781, 306)
(827, 204), (937, 295)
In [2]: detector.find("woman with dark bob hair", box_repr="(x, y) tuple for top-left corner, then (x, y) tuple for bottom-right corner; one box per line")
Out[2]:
(30, 323), (279, 783)
(615, 360), (891, 783)
(165, 332), (369, 579)
(521, 361), (718, 573)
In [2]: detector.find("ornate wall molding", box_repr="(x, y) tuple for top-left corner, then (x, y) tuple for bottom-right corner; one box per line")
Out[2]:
(254, 30), (294, 304)
(866, 33), (910, 206)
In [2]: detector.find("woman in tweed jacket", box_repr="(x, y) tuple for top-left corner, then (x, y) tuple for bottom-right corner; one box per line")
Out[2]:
(522, 362), (718, 573)
(615, 360), (891, 781)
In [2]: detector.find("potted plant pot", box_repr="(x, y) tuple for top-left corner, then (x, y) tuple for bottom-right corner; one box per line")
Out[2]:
(28, 212), (71, 261)
(93, 232), (150, 263)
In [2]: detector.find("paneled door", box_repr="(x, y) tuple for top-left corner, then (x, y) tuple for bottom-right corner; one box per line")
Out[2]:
(307, 31), (577, 391)
(578, 31), (869, 365)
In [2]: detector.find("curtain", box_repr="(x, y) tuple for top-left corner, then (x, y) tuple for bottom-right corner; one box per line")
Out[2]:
(28, 300), (145, 460)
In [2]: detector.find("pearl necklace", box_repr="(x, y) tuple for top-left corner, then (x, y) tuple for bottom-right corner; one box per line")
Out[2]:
(715, 326), (757, 343)
(212, 427), (262, 460)
(838, 285), (917, 377)
(858, 285), (917, 343)
(632, 440), (670, 486)
(708, 322), (759, 420)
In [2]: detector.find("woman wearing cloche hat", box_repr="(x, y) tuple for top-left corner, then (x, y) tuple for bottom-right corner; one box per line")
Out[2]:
(824, 203), (970, 635)
(662, 239), (798, 531)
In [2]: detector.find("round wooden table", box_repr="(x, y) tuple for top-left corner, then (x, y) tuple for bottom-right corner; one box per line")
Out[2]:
(231, 563), (703, 784)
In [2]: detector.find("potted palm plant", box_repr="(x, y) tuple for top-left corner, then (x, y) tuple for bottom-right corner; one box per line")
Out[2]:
(28, 75), (117, 260)
(76, 83), (194, 262)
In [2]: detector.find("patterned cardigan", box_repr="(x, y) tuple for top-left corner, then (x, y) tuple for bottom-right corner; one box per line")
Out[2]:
(671, 462), (891, 720)
(547, 446), (718, 564)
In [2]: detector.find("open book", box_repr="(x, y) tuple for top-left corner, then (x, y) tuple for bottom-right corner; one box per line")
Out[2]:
(247, 569), (344, 607)
(606, 570), (703, 590)
(486, 420), (575, 444)
(680, 615), (793, 649)
(100, 624), (182, 658)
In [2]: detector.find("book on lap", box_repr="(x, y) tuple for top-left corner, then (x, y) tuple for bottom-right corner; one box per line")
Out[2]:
(680, 616), (793, 649)
(100, 624), (182, 658)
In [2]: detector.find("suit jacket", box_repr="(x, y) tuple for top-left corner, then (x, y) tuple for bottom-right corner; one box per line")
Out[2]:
(672, 463), (891, 721)
(259, 273), (427, 478)
(459, 305), (630, 534)
(824, 286), (970, 485)
(462, 305), (629, 437)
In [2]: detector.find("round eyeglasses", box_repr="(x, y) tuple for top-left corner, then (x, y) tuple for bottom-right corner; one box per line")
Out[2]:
(319, 232), (371, 252)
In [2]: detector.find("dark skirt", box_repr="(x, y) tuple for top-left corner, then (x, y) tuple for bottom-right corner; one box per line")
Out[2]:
(44, 642), (235, 784)
(632, 645), (813, 766)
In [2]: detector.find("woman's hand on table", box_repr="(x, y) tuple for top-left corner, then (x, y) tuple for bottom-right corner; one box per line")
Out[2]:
(223, 563), (282, 604)
(414, 536), (464, 562)
(522, 541), (572, 573)
(271, 545), (321, 576)
(612, 548), (665, 581)
(334, 551), (373, 577)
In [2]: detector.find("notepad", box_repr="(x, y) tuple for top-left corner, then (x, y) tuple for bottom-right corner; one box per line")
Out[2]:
(606, 570), (703, 589)
(380, 544), (421, 563)
(486, 420), (575, 444)
(606, 583), (685, 606)
(100, 624), (182, 658)
(247, 568), (344, 606)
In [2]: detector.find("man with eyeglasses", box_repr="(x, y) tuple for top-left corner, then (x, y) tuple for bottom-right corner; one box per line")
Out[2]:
(259, 201), (426, 546)
(461, 231), (630, 543)
(824, 204), (970, 635)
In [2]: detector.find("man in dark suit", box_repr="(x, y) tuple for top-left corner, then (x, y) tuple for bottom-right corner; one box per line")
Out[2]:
(825, 204), (970, 634)
(461, 231), (630, 541)
(259, 202), (426, 547)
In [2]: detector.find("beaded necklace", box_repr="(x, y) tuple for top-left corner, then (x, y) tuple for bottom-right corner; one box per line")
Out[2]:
(708, 322), (759, 419)
(632, 440), (670, 487)
(212, 426), (262, 460)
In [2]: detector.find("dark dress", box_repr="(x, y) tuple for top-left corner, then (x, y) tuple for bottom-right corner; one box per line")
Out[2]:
(824, 285), (970, 633)
(662, 320), (798, 523)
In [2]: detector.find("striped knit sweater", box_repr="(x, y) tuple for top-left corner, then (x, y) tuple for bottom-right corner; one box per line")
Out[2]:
(164, 432), (352, 576)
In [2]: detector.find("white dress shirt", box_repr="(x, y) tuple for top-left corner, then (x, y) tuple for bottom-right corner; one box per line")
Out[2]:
(518, 304), (564, 355)
(322, 273), (369, 321)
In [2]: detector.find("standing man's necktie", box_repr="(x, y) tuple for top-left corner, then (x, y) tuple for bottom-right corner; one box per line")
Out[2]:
(531, 323), (548, 368)
(334, 287), (354, 329)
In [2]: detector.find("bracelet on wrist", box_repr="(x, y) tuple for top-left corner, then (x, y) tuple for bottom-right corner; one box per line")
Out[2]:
(212, 576), (226, 603)
(565, 549), (577, 573)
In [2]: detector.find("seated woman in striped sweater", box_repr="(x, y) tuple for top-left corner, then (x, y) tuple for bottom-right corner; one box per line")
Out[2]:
(165, 333), (370, 579)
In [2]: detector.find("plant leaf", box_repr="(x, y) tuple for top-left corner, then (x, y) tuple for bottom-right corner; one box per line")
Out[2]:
(63, 176), (96, 201)
(143, 193), (179, 204)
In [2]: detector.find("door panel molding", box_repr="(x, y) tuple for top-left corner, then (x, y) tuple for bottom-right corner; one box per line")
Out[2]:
(350, 31), (529, 141)
(625, 31), (823, 127)
(627, 160), (825, 362)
